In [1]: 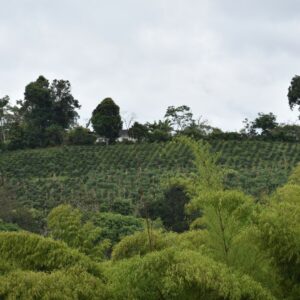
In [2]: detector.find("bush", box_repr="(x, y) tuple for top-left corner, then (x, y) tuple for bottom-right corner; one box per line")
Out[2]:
(45, 124), (64, 146)
(0, 219), (19, 231)
(66, 127), (96, 145)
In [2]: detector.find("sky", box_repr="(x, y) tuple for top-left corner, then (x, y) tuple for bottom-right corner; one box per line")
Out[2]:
(1, 0), (300, 131)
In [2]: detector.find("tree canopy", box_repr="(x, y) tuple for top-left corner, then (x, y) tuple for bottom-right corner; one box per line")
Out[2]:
(91, 98), (122, 143)
(288, 75), (300, 117)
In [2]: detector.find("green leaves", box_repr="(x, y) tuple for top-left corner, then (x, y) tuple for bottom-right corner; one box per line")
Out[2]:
(47, 205), (110, 261)
(108, 248), (275, 300)
(91, 98), (122, 143)
(0, 268), (108, 300)
(257, 175), (300, 298)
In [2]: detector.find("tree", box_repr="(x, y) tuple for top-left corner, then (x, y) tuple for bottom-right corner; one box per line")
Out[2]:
(109, 248), (274, 300)
(17, 76), (80, 147)
(50, 79), (80, 128)
(147, 120), (172, 142)
(257, 166), (300, 299)
(47, 204), (110, 261)
(181, 117), (215, 139)
(91, 98), (122, 143)
(149, 181), (190, 232)
(164, 105), (194, 132)
(288, 75), (300, 117)
(0, 231), (108, 299)
(90, 212), (144, 245)
(252, 113), (278, 136)
(0, 96), (9, 143)
(242, 113), (278, 137)
(45, 124), (64, 146)
(66, 126), (96, 145)
(21, 76), (52, 130)
(21, 76), (80, 130)
(128, 122), (149, 141)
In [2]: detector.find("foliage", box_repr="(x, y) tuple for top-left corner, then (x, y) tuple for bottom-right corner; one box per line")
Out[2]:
(66, 126), (96, 145)
(107, 248), (274, 300)
(252, 113), (278, 136)
(45, 124), (64, 146)
(91, 98), (122, 143)
(8, 76), (79, 149)
(164, 105), (194, 132)
(149, 181), (190, 232)
(21, 76), (79, 130)
(242, 113), (278, 137)
(47, 205), (110, 261)
(0, 140), (299, 232)
(0, 267), (108, 300)
(49, 79), (80, 129)
(0, 230), (108, 299)
(0, 95), (10, 144)
(0, 185), (43, 233)
(90, 212), (144, 245)
(0, 219), (19, 232)
(173, 136), (223, 195)
(111, 230), (166, 261)
(146, 120), (172, 142)
(270, 124), (300, 142)
(128, 121), (149, 141)
(257, 167), (300, 299)
(0, 231), (104, 277)
(111, 229), (209, 261)
(288, 75), (300, 117)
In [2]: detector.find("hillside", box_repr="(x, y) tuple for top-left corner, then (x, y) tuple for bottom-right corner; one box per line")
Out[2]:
(1, 140), (299, 217)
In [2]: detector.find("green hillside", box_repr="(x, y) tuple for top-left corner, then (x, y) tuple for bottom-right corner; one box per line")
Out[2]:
(1, 140), (299, 216)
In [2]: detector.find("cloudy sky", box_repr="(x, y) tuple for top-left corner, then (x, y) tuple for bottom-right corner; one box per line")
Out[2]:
(1, 0), (300, 130)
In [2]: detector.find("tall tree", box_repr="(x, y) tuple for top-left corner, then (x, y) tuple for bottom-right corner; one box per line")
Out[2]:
(50, 79), (80, 128)
(164, 105), (194, 132)
(16, 76), (79, 148)
(252, 112), (278, 136)
(20, 76), (79, 130)
(91, 98), (122, 143)
(288, 75), (300, 117)
(21, 75), (52, 130)
(0, 96), (9, 143)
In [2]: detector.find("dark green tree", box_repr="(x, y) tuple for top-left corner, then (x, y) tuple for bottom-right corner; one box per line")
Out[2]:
(50, 79), (80, 128)
(17, 76), (80, 147)
(45, 124), (64, 146)
(149, 183), (190, 232)
(91, 98), (122, 143)
(66, 126), (96, 145)
(288, 75), (300, 117)
(243, 113), (278, 137)
(128, 122), (149, 142)
(21, 76), (52, 130)
(252, 113), (278, 136)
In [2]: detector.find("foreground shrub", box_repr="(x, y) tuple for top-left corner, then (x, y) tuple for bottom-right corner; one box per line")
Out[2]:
(0, 232), (103, 277)
(108, 248), (275, 300)
(0, 267), (108, 299)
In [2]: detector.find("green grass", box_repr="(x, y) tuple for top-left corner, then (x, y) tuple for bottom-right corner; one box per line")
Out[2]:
(1, 140), (300, 215)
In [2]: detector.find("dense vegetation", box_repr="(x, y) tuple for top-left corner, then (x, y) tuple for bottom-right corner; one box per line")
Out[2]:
(0, 137), (299, 299)
(1, 140), (299, 228)
(1, 75), (300, 298)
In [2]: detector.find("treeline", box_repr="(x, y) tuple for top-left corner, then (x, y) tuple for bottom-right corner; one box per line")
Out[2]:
(1, 75), (300, 150)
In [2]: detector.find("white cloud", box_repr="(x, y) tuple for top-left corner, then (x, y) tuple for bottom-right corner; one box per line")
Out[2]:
(0, 0), (299, 131)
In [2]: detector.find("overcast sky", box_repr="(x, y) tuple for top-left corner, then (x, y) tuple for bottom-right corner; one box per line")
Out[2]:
(1, 0), (300, 130)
